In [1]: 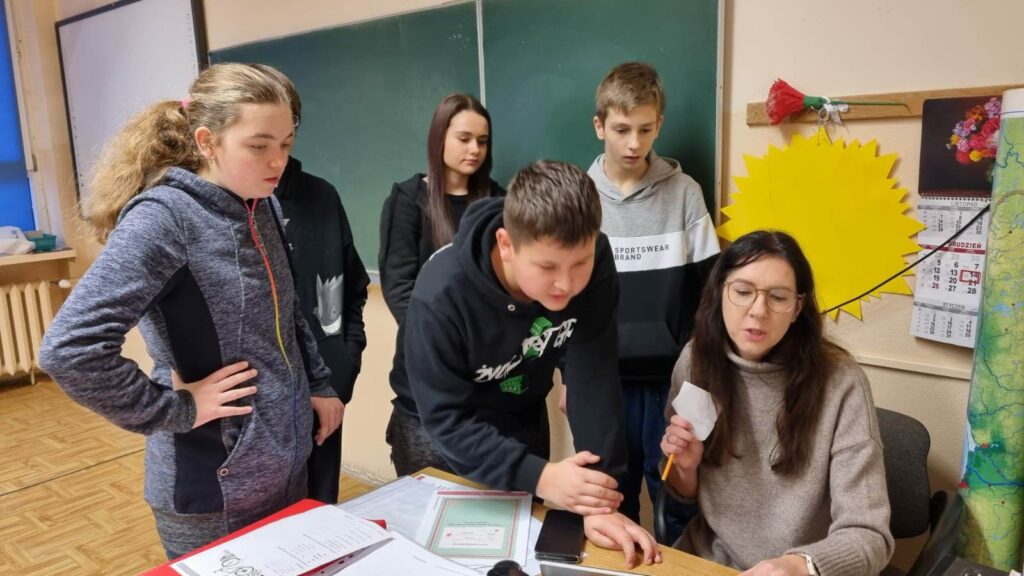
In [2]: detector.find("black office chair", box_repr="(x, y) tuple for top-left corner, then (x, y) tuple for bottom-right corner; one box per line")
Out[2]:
(653, 407), (963, 576)
(876, 408), (963, 576)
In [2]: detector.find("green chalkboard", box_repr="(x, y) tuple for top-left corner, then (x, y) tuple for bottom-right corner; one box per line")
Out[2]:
(210, 0), (720, 271)
(211, 2), (480, 269)
(482, 0), (720, 212)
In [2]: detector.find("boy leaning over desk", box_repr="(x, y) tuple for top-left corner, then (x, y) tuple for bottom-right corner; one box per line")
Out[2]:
(398, 161), (661, 569)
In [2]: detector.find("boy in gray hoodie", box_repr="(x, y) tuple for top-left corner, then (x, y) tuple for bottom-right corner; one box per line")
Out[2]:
(583, 62), (719, 540)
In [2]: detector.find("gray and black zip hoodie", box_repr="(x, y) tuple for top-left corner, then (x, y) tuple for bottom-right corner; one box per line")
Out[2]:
(587, 152), (720, 383)
(39, 168), (334, 532)
(402, 197), (627, 493)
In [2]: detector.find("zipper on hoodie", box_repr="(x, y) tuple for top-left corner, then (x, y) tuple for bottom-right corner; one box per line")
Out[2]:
(244, 198), (292, 370)
(244, 198), (302, 483)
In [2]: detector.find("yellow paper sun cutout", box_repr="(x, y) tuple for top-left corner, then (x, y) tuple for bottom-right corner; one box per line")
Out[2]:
(718, 128), (925, 320)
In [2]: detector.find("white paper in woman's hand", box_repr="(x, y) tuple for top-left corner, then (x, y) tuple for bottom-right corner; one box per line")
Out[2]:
(671, 381), (719, 441)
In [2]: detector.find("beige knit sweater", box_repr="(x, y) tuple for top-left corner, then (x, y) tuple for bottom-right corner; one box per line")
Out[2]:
(667, 345), (894, 575)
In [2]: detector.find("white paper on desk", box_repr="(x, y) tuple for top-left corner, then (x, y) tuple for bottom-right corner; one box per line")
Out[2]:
(302, 539), (391, 576)
(170, 506), (389, 576)
(415, 473), (467, 490)
(523, 515), (542, 576)
(339, 476), (439, 541)
(316, 532), (480, 576)
(671, 381), (718, 441)
(416, 489), (532, 569)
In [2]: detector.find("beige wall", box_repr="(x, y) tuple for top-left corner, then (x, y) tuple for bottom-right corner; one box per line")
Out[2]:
(202, 0), (456, 51)
(21, 0), (1022, 562)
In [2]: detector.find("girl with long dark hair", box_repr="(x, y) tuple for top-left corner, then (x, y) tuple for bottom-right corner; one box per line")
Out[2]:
(379, 93), (503, 475)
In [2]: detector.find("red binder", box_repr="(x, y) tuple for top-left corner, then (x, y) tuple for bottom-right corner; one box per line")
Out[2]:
(141, 499), (387, 576)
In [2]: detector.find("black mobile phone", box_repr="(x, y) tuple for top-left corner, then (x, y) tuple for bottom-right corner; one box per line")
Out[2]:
(534, 509), (585, 564)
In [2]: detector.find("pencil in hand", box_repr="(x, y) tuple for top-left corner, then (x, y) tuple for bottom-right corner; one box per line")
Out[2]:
(661, 454), (674, 481)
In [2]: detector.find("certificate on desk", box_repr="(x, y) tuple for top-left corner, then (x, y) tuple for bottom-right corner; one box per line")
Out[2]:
(416, 489), (532, 567)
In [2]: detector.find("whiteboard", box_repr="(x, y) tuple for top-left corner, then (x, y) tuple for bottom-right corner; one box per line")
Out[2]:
(57, 0), (207, 201)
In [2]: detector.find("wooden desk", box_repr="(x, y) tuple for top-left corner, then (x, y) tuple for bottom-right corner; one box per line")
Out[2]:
(410, 467), (737, 576)
(145, 469), (737, 576)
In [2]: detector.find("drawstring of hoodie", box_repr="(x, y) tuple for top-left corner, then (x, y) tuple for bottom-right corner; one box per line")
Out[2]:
(244, 198), (292, 370)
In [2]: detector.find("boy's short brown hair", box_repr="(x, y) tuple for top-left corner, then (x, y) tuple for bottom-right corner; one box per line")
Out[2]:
(504, 161), (601, 248)
(594, 62), (665, 121)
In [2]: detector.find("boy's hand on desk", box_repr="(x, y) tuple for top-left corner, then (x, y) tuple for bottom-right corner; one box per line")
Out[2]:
(583, 512), (662, 570)
(172, 362), (257, 429)
(311, 396), (345, 445)
(536, 451), (623, 515)
(739, 554), (808, 576)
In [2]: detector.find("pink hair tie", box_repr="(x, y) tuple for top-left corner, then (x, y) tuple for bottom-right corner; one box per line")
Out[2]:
(181, 96), (191, 109)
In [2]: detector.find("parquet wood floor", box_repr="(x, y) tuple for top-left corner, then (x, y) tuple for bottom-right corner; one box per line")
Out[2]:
(0, 378), (375, 575)
(0, 380), (143, 495)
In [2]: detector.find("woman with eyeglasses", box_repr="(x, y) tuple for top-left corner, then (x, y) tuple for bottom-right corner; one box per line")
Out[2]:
(660, 230), (894, 576)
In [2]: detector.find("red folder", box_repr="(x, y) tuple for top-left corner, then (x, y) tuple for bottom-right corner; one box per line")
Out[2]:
(141, 499), (387, 576)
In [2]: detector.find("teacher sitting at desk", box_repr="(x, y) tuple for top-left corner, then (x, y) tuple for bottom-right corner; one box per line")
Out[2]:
(661, 231), (894, 576)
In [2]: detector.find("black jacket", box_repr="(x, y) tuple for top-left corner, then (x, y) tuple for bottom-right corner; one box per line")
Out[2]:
(380, 174), (504, 412)
(275, 157), (370, 403)
(401, 197), (627, 493)
(378, 174), (504, 324)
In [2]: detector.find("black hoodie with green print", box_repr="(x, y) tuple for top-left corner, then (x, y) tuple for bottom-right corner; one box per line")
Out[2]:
(401, 197), (627, 493)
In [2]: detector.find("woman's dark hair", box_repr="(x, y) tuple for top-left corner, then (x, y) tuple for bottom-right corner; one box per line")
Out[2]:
(425, 93), (495, 249)
(691, 230), (847, 474)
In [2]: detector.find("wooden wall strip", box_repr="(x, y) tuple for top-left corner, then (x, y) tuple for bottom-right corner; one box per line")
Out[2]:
(746, 84), (1023, 125)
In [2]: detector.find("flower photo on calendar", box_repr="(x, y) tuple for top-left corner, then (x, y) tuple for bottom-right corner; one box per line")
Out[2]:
(947, 97), (1000, 172)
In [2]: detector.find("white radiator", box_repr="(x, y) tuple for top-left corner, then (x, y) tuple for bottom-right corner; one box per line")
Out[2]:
(0, 281), (56, 383)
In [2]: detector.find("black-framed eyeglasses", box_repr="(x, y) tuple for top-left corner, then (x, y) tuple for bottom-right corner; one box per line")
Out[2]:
(725, 280), (803, 313)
